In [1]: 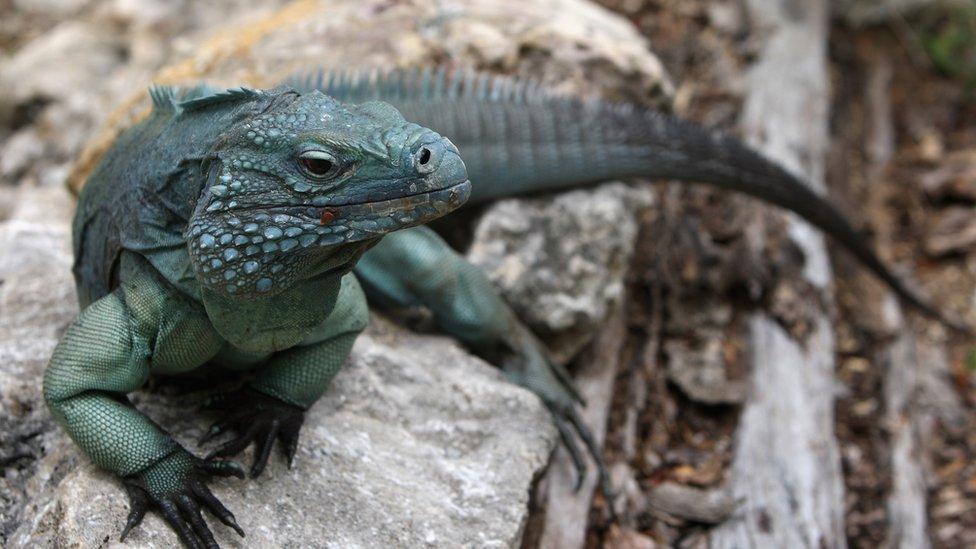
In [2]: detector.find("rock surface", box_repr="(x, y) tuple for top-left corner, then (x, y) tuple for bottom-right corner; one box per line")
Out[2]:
(0, 0), (295, 188)
(0, 185), (77, 541)
(2, 186), (557, 548)
(10, 329), (557, 548)
(468, 183), (654, 361)
(1, 0), (670, 546)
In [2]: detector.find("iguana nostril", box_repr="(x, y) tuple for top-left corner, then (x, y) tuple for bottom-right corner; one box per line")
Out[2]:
(414, 143), (441, 174)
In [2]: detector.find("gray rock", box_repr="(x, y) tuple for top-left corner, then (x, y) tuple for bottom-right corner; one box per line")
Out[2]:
(467, 182), (654, 361)
(10, 324), (557, 548)
(0, 0), (296, 188)
(0, 128), (46, 180)
(2, 0), (672, 544)
(0, 186), (79, 543)
(2, 189), (556, 548)
(0, 21), (122, 108)
(0, 186), (77, 419)
(11, 0), (89, 18)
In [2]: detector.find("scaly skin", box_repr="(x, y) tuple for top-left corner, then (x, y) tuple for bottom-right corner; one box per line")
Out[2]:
(313, 68), (964, 330)
(47, 85), (469, 547)
(334, 68), (967, 492)
(51, 69), (963, 547)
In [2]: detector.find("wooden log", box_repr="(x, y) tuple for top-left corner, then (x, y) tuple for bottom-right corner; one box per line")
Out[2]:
(881, 305), (931, 549)
(644, 482), (737, 525)
(709, 0), (847, 546)
(863, 52), (930, 549)
(538, 307), (627, 549)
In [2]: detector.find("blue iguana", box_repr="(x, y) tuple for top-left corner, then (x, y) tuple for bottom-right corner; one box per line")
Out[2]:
(47, 69), (962, 548)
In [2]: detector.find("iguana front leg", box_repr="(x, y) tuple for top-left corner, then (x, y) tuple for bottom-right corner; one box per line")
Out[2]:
(354, 226), (609, 492)
(201, 274), (368, 477)
(44, 269), (244, 548)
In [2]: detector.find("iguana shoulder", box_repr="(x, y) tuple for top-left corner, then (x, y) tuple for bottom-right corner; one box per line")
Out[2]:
(72, 85), (273, 306)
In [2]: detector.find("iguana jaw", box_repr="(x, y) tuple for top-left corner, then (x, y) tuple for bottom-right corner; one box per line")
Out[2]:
(186, 169), (470, 298)
(213, 147), (471, 248)
(312, 178), (471, 241)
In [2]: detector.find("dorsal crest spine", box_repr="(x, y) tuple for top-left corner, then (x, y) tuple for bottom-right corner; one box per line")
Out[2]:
(148, 85), (179, 113)
(286, 67), (568, 105)
(178, 87), (265, 112)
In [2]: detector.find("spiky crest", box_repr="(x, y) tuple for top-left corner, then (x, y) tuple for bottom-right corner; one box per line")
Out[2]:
(148, 86), (179, 113)
(179, 86), (265, 112)
(285, 67), (577, 106)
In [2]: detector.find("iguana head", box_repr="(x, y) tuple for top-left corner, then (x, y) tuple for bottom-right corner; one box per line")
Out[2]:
(186, 88), (470, 297)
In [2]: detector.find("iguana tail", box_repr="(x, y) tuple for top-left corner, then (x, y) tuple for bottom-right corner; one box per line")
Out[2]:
(293, 68), (968, 332)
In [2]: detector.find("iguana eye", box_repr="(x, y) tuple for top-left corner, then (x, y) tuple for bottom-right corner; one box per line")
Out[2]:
(297, 151), (337, 179)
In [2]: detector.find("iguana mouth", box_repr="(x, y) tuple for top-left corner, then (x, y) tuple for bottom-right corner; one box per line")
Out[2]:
(199, 178), (471, 251)
(314, 178), (471, 227)
(222, 178), (470, 221)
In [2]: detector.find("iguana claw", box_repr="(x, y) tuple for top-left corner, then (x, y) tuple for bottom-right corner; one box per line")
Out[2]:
(121, 449), (245, 548)
(497, 322), (614, 507)
(547, 397), (613, 501)
(200, 388), (305, 477)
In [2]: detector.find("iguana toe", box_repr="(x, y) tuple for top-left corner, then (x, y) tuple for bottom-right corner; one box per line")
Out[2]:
(200, 388), (305, 477)
(496, 322), (615, 511)
(121, 449), (245, 548)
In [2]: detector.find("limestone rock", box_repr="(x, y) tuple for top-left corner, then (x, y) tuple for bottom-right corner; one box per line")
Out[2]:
(0, 186), (82, 542)
(1, 187), (557, 548)
(467, 183), (654, 361)
(2, 0), (673, 544)
(0, 0), (295, 188)
(9, 323), (557, 548)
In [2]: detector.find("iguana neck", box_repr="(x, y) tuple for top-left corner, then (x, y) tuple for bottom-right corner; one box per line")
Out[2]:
(201, 272), (343, 353)
(198, 235), (375, 353)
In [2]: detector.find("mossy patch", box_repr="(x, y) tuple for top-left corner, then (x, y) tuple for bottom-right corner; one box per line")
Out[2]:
(912, 3), (976, 93)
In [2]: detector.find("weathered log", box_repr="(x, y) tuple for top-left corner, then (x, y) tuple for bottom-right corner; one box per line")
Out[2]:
(709, 0), (847, 546)
(862, 52), (930, 549)
(644, 482), (737, 525)
(538, 308), (627, 549)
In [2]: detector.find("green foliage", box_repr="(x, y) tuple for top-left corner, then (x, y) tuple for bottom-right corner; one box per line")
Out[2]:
(967, 347), (976, 374)
(913, 3), (976, 90)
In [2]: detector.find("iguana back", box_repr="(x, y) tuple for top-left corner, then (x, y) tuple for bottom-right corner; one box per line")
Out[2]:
(72, 87), (282, 307)
(294, 68), (963, 330)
